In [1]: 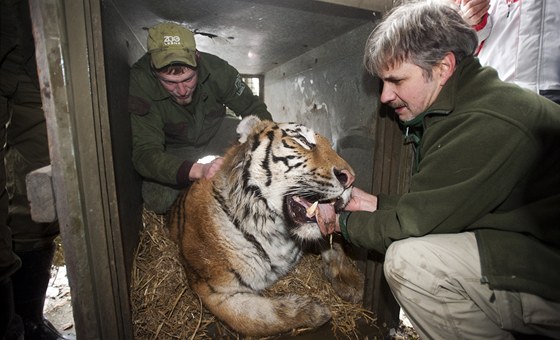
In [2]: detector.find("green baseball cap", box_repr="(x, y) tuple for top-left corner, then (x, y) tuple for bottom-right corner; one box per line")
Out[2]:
(147, 22), (197, 69)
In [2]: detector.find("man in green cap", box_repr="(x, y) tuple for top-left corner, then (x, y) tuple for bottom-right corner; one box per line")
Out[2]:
(129, 22), (273, 213)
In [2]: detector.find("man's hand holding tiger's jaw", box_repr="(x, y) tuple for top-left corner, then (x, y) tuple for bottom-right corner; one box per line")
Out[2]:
(315, 187), (379, 236)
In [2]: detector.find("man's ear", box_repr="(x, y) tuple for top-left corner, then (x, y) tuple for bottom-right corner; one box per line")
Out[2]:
(438, 52), (456, 85)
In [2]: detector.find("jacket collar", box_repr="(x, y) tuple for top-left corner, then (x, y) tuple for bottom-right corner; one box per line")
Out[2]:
(137, 54), (171, 101)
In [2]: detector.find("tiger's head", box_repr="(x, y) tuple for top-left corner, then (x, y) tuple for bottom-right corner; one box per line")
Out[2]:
(218, 116), (355, 241)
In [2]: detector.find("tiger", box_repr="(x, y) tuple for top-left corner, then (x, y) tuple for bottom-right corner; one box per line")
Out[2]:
(167, 115), (365, 337)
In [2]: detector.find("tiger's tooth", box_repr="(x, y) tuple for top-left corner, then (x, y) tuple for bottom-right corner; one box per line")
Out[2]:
(306, 201), (319, 217)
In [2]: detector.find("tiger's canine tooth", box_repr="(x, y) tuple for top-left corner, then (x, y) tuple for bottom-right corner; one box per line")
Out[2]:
(306, 201), (319, 217)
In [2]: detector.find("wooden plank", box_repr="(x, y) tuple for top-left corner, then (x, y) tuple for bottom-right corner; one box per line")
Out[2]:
(364, 102), (413, 332)
(29, 0), (133, 338)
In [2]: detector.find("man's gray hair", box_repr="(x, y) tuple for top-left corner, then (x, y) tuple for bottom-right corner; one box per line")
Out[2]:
(364, 0), (478, 79)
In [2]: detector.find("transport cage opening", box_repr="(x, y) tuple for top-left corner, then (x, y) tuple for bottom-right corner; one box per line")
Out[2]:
(226, 75), (264, 117)
(242, 75), (261, 97)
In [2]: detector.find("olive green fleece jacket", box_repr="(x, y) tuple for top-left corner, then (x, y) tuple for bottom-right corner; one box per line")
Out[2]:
(343, 56), (560, 301)
(129, 52), (272, 187)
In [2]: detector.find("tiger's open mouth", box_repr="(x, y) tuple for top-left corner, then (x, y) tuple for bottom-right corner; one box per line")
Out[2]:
(285, 194), (346, 225)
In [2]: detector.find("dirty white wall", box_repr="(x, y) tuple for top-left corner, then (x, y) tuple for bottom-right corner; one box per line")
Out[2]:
(264, 22), (380, 191)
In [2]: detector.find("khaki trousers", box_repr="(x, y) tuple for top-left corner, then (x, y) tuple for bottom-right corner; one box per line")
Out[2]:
(384, 232), (560, 339)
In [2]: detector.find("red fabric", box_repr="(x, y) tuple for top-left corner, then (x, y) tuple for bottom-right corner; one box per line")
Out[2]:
(473, 12), (489, 32)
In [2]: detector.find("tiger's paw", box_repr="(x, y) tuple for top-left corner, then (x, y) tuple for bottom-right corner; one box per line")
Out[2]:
(321, 242), (365, 304)
(285, 295), (332, 329)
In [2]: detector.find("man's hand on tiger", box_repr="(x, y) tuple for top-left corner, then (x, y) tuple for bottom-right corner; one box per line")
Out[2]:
(189, 157), (224, 180)
(203, 157), (224, 179)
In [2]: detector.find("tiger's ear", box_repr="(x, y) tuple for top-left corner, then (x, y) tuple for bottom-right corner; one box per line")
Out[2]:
(237, 115), (261, 143)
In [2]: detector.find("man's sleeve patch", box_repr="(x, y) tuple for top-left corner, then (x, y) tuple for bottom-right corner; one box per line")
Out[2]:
(234, 74), (246, 96)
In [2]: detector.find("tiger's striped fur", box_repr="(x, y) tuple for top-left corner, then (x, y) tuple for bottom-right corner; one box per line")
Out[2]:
(167, 116), (364, 337)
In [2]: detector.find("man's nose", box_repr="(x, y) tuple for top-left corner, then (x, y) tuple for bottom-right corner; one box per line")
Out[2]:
(176, 81), (190, 95)
(380, 84), (395, 103)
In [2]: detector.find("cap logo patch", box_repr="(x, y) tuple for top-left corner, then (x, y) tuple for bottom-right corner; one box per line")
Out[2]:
(147, 23), (197, 68)
(163, 35), (182, 46)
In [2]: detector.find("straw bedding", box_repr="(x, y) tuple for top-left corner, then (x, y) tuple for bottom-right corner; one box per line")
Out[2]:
(130, 210), (378, 339)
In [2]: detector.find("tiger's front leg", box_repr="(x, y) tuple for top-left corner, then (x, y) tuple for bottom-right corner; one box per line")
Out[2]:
(320, 237), (365, 304)
(190, 281), (332, 337)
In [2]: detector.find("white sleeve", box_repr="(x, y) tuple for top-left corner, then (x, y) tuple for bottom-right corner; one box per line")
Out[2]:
(476, 14), (492, 45)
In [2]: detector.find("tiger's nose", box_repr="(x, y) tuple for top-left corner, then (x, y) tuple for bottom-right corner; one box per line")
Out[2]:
(334, 168), (355, 188)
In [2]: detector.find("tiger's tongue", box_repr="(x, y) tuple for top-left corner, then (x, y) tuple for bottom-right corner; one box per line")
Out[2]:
(315, 202), (333, 219)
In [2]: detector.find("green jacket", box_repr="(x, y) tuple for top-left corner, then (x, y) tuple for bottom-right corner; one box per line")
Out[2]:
(344, 56), (560, 301)
(129, 52), (272, 187)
